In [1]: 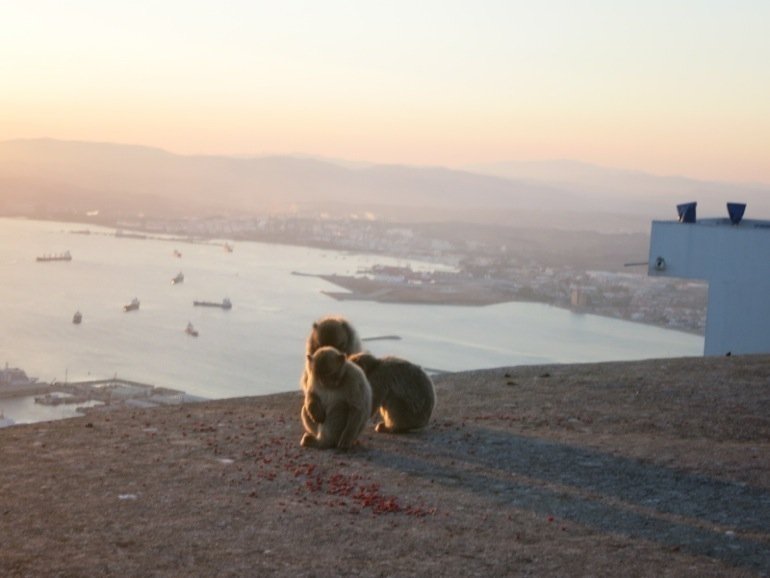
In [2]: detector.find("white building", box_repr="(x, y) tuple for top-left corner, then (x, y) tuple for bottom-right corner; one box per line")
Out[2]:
(648, 203), (770, 356)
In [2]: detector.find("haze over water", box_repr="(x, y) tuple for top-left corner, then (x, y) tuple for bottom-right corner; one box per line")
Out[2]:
(1, 218), (703, 404)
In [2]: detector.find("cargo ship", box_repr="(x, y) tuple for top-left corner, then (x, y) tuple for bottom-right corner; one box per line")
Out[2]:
(36, 250), (72, 262)
(193, 297), (232, 310)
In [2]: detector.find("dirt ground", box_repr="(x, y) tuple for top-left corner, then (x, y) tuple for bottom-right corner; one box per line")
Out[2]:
(1, 354), (769, 577)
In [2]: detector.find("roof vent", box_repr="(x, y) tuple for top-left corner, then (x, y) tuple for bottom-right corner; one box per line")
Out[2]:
(676, 202), (697, 223)
(727, 202), (746, 225)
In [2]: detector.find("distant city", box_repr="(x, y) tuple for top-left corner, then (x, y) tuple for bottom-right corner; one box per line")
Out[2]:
(66, 213), (706, 335)
(3, 138), (732, 337)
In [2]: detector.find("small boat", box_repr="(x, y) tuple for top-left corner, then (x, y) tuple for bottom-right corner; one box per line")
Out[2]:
(193, 297), (232, 310)
(36, 250), (72, 262)
(72, 311), (82, 324)
(173, 249), (182, 258)
(123, 297), (140, 312)
(185, 322), (199, 337)
(172, 272), (184, 285)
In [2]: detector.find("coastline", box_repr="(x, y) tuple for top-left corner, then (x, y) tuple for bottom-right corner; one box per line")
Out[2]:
(3, 216), (705, 336)
(318, 273), (518, 306)
(314, 271), (705, 337)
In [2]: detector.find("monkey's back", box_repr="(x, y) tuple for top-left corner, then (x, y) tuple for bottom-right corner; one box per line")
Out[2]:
(368, 357), (435, 432)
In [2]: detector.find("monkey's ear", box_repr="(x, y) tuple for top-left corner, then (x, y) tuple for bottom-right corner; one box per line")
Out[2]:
(306, 354), (313, 364)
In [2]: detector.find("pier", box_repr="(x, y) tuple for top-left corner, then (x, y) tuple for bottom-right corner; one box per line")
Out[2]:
(34, 377), (195, 408)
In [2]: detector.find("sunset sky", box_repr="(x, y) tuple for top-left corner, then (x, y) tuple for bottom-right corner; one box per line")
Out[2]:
(1, 1), (768, 184)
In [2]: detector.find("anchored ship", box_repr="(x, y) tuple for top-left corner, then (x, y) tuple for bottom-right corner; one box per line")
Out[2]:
(123, 297), (140, 312)
(36, 250), (72, 262)
(193, 297), (232, 310)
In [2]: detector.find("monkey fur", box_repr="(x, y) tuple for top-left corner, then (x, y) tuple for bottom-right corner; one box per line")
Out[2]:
(305, 316), (363, 358)
(301, 346), (372, 450)
(301, 316), (363, 425)
(349, 352), (435, 433)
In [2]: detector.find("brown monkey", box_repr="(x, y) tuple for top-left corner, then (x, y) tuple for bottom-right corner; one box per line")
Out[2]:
(305, 316), (363, 358)
(349, 352), (435, 433)
(301, 316), (363, 425)
(301, 346), (372, 450)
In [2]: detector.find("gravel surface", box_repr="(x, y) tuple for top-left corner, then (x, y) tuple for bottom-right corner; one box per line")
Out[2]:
(1, 354), (769, 577)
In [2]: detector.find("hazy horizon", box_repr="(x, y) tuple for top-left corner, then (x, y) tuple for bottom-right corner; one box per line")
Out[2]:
(5, 136), (770, 189)
(3, 135), (768, 186)
(2, 1), (769, 185)
(4, 137), (769, 235)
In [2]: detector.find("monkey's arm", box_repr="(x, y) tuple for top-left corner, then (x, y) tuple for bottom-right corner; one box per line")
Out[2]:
(301, 398), (321, 442)
(304, 404), (348, 449)
(337, 403), (367, 449)
(304, 392), (326, 424)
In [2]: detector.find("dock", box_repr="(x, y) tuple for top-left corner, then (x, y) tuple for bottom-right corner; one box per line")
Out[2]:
(35, 378), (200, 409)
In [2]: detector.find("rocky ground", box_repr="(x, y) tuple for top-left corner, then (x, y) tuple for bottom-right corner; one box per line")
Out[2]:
(1, 354), (769, 577)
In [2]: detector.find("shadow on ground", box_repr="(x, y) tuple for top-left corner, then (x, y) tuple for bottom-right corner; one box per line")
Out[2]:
(362, 425), (770, 574)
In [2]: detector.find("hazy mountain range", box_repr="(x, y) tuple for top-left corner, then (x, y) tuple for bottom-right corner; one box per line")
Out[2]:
(1, 138), (768, 233)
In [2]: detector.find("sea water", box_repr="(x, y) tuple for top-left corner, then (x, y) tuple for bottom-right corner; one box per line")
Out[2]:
(1, 218), (703, 421)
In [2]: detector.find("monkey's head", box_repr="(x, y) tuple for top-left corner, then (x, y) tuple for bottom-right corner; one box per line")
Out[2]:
(307, 317), (352, 354)
(348, 352), (378, 375)
(307, 346), (346, 388)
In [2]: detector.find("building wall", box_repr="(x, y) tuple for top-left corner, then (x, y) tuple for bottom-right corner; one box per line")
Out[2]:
(648, 219), (770, 355)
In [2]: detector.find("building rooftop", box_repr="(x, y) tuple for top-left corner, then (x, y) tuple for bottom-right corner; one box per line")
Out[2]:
(654, 217), (770, 228)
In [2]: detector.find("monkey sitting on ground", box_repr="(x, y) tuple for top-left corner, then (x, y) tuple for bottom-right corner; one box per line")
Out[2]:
(300, 346), (373, 450)
(349, 352), (435, 433)
(301, 316), (363, 426)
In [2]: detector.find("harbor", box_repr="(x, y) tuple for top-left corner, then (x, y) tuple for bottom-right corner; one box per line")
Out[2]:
(0, 218), (704, 406)
(0, 363), (48, 398)
(37, 377), (201, 408)
(1, 364), (204, 427)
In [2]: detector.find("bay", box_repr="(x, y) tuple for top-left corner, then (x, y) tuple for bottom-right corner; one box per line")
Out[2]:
(1, 218), (703, 417)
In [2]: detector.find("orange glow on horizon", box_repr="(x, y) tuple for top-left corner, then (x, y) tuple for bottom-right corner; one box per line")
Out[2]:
(1, 1), (769, 184)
